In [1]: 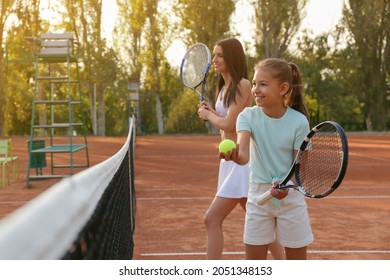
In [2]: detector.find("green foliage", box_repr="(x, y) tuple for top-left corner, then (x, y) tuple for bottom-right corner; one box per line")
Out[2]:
(114, 0), (146, 77)
(342, 0), (390, 130)
(174, 0), (236, 131)
(252, 0), (308, 58)
(165, 90), (208, 134)
(175, 0), (235, 46)
(3, 65), (33, 135)
(294, 31), (364, 130)
(1, 0), (390, 135)
(139, 89), (158, 134)
(104, 80), (130, 136)
(1, 0), (44, 136)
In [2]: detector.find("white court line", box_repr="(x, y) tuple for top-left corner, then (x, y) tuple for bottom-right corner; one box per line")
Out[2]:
(138, 151), (390, 160)
(3, 196), (390, 204)
(136, 195), (390, 201)
(137, 197), (212, 200)
(325, 195), (390, 199)
(0, 201), (28, 204)
(138, 155), (215, 158)
(349, 152), (390, 162)
(141, 250), (390, 257)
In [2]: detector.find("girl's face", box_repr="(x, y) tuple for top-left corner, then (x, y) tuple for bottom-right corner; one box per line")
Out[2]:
(251, 68), (288, 108)
(212, 45), (227, 74)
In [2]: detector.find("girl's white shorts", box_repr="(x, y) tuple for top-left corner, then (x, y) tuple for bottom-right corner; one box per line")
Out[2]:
(244, 182), (314, 248)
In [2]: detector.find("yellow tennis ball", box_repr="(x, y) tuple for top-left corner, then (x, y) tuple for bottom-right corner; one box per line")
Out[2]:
(218, 139), (236, 155)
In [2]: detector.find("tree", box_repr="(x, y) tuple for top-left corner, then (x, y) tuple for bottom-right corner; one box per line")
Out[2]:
(114, 0), (146, 134)
(176, 0), (235, 47)
(294, 30), (363, 130)
(343, 0), (390, 130)
(174, 0), (236, 133)
(0, 0), (17, 135)
(1, 0), (43, 136)
(115, 0), (146, 78)
(61, 0), (117, 136)
(116, 0), (177, 135)
(165, 91), (208, 133)
(251, 0), (308, 58)
(141, 0), (170, 134)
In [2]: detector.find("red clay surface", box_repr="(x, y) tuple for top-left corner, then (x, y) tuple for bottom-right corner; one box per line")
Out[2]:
(1, 133), (390, 260)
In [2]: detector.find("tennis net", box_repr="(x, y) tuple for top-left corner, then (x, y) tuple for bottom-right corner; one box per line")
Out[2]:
(0, 118), (136, 259)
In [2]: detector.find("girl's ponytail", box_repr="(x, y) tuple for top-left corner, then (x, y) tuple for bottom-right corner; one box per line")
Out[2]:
(286, 63), (309, 120)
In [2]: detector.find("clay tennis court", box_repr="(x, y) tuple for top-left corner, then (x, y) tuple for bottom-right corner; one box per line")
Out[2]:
(0, 133), (389, 260)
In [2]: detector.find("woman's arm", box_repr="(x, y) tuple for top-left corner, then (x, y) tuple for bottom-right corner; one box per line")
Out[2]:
(198, 79), (251, 132)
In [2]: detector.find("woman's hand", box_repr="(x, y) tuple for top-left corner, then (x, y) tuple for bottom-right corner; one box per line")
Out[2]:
(198, 107), (209, 121)
(198, 101), (212, 121)
(198, 100), (211, 110)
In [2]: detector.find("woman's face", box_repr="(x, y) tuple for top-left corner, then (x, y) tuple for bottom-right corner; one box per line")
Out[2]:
(212, 45), (227, 74)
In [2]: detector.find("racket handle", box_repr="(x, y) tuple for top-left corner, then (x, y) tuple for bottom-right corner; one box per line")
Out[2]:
(256, 190), (273, 205)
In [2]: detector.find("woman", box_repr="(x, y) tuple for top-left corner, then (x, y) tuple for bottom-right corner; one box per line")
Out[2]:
(198, 39), (284, 260)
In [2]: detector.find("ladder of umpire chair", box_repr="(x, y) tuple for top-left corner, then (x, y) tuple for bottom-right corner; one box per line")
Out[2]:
(27, 33), (90, 186)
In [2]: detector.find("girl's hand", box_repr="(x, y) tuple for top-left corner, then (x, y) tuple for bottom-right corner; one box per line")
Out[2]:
(218, 144), (240, 163)
(270, 182), (289, 200)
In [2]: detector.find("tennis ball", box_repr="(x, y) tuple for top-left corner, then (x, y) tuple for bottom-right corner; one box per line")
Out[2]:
(218, 139), (236, 155)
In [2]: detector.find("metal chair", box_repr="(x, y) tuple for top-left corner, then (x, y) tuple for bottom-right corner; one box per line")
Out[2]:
(0, 139), (20, 187)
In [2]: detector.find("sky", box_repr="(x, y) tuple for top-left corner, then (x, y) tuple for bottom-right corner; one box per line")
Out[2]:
(101, 0), (344, 65)
(38, 0), (344, 51)
(231, 0), (344, 43)
(102, 0), (344, 37)
(300, 0), (344, 34)
(169, 0), (344, 65)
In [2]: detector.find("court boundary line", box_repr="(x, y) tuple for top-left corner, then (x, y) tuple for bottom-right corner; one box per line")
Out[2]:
(141, 250), (390, 257)
(349, 152), (390, 162)
(3, 195), (390, 204)
(136, 195), (390, 200)
(2, 195), (390, 204)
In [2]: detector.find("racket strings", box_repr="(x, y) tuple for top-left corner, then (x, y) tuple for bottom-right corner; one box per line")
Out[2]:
(297, 125), (344, 197)
(182, 45), (209, 88)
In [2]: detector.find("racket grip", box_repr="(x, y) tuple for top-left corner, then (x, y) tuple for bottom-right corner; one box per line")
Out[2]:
(256, 190), (273, 205)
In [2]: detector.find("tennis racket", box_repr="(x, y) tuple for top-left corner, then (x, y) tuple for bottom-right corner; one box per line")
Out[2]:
(180, 43), (211, 101)
(257, 121), (349, 205)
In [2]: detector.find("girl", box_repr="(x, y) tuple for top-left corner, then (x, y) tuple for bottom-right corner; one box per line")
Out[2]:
(224, 58), (314, 260)
(198, 39), (284, 260)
